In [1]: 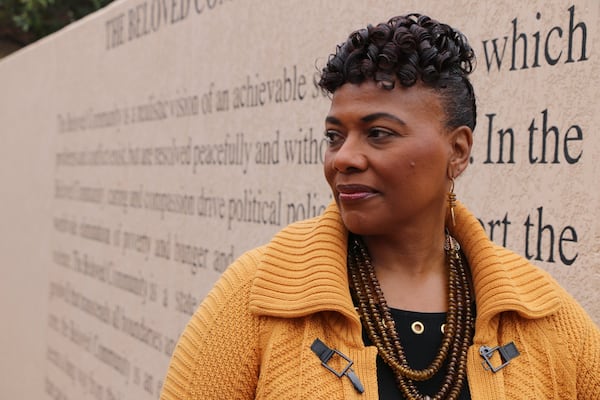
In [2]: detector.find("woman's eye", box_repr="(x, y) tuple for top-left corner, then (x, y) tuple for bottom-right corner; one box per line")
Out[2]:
(368, 128), (395, 138)
(324, 130), (343, 145)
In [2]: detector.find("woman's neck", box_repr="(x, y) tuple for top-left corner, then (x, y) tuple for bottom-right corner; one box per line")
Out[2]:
(360, 227), (449, 312)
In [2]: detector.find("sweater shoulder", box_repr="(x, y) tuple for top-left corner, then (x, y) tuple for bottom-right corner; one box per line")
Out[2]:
(216, 246), (264, 294)
(489, 243), (595, 324)
(492, 244), (561, 285)
(179, 246), (265, 343)
(160, 248), (264, 400)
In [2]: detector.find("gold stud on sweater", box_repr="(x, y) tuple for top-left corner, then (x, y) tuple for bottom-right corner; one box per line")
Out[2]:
(411, 321), (425, 335)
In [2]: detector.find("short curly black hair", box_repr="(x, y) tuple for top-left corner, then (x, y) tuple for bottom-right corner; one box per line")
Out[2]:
(319, 13), (477, 131)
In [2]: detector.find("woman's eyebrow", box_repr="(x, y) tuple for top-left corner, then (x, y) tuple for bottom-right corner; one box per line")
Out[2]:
(325, 112), (406, 126)
(325, 116), (342, 125)
(361, 112), (406, 125)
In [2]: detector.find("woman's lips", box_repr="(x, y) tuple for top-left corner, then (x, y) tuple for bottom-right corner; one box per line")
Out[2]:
(336, 184), (378, 201)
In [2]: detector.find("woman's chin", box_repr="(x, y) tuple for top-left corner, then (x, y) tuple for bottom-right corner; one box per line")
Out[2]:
(340, 210), (379, 236)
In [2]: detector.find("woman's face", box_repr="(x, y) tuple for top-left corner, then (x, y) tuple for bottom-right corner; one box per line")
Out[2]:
(323, 80), (456, 236)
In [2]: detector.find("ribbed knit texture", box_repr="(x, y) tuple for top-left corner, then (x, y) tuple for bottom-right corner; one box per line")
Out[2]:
(160, 202), (600, 399)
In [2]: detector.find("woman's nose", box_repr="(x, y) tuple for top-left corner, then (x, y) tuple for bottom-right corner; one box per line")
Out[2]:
(332, 135), (368, 173)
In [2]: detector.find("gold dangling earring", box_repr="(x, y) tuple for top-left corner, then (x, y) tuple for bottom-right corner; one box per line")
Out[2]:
(448, 177), (457, 226)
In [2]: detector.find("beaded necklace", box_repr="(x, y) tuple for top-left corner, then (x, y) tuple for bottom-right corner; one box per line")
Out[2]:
(347, 233), (474, 400)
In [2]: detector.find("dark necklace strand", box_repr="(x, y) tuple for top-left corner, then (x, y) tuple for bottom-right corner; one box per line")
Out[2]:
(348, 233), (474, 400)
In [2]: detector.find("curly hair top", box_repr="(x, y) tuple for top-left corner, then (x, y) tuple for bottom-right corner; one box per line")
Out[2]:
(319, 13), (477, 130)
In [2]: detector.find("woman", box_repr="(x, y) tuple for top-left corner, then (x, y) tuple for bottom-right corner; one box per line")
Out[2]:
(160, 14), (600, 400)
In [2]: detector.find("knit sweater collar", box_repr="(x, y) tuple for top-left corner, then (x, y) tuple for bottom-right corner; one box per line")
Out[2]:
(249, 201), (561, 338)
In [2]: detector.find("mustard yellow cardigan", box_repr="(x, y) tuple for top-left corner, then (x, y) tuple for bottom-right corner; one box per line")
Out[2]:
(160, 202), (600, 399)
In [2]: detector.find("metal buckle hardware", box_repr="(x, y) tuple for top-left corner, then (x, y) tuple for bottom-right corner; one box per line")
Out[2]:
(480, 342), (520, 373)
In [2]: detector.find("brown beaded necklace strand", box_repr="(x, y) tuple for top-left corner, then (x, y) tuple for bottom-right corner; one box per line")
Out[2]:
(348, 233), (474, 400)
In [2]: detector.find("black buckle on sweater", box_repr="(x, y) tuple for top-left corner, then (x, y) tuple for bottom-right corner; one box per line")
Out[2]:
(480, 342), (520, 373)
(310, 338), (364, 393)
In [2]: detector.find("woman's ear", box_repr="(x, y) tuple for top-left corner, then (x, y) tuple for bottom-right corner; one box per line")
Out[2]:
(448, 125), (473, 178)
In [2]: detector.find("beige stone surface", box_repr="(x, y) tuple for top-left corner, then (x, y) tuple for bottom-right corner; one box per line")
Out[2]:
(0, 1), (598, 399)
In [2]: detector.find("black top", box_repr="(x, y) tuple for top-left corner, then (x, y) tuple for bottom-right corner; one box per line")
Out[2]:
(362, 308), (472, 400)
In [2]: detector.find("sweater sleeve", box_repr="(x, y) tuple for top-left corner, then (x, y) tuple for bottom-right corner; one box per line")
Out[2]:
(160, 249), (263, 400)
(571, 297), (600, 397)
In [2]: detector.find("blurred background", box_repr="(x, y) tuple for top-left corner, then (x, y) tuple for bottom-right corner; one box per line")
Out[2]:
(0, 0), (112, 57)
